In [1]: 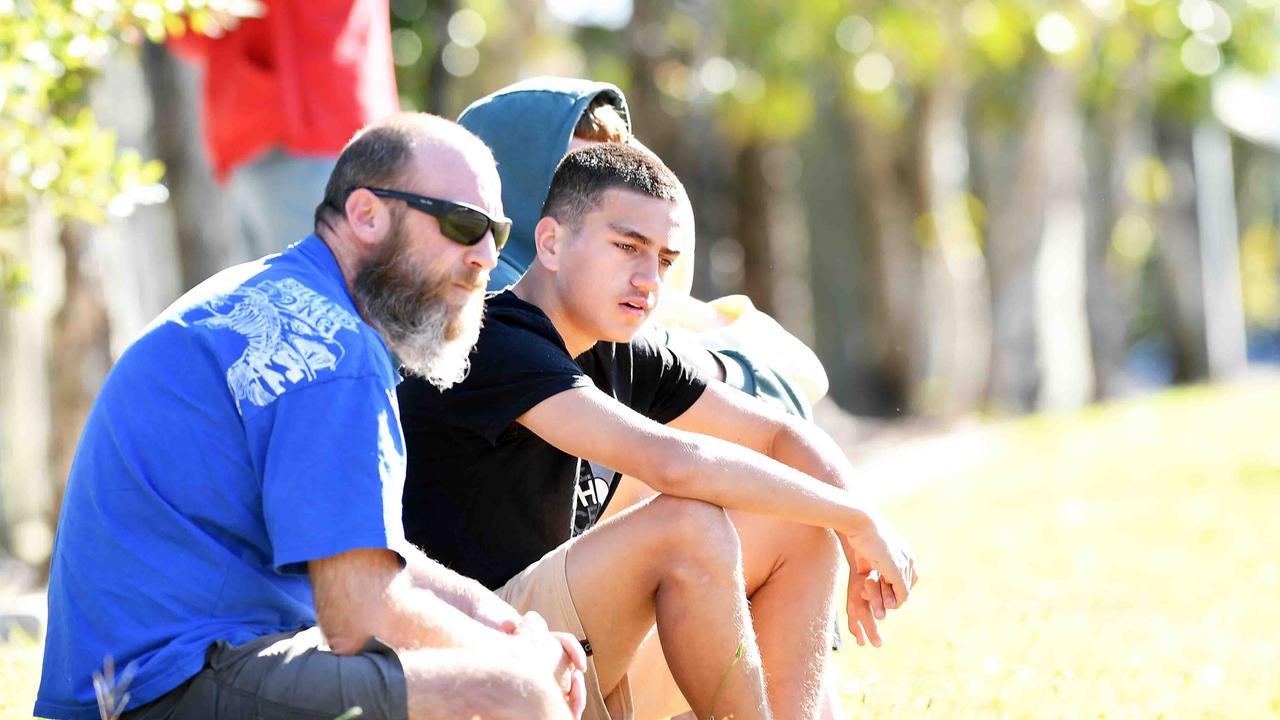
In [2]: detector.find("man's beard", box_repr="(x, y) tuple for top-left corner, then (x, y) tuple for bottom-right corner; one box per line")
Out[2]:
(352, 219), (486, 389)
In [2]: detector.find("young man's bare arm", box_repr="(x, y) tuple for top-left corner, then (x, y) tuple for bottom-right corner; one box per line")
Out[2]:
(666, 380), (912, 644)
(516, 386), (915, 602)
(668, 381), (854, 492)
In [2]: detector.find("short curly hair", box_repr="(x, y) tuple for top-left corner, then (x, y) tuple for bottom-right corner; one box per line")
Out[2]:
(541, 144), (685, 230)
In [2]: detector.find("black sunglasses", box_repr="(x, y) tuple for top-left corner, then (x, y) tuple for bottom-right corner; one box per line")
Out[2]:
(361, 187), (511, 251)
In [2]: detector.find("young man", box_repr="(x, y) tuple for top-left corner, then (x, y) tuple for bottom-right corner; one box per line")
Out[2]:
(457, 78), (886, 719)
(399, 144), (917, 720)
(37, 113), (585, 720)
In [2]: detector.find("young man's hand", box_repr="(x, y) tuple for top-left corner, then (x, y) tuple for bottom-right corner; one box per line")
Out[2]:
(843, 546), (909, 647)
(511, 612), (587, 718)
(841, 515), (917, 636)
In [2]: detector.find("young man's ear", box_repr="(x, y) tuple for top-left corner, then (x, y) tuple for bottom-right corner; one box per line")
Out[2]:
(533, 216), (564, 272)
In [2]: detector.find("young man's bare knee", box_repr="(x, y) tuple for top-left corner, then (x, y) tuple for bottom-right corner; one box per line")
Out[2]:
(643, 494), (743, 583)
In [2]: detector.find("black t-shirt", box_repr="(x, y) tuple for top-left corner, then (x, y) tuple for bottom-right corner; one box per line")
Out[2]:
(398, 290), (708, 589)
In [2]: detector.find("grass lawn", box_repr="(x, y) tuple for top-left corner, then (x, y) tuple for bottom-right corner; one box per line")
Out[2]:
(835, 378), (1280, 718)
(3, 379), (1278, 718)
(0, 630), (41, 718)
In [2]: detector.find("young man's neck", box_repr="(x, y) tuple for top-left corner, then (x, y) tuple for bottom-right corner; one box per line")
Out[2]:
(511, 271), (598, 357)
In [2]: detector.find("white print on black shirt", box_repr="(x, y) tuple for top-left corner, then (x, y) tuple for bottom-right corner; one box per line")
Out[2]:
(572, 459), (621, 536)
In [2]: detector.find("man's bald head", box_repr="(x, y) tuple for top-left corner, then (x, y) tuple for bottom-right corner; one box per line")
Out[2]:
(314, 112), (496, 235)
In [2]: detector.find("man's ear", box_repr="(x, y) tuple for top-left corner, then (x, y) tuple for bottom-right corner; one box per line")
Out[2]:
(533, 216), (564, 272)
(343, 189), (389, 249)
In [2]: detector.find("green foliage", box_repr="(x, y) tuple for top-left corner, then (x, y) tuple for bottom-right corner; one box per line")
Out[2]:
(823, 0), (1279, 126)
(713, 1), (847, 142)
(0, 0), (257, 296)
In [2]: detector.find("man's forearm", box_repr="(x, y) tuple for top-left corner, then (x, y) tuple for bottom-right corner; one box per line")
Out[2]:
(311, 548), (513, 655)
(400, 543), (508, 621)
(382, 576), (515, 651)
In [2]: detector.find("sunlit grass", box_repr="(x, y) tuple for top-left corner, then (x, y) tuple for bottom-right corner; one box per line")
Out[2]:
(1, 630), (41, 719)
(836, 378), (1280, 718)
(5, 380), (1278, 718)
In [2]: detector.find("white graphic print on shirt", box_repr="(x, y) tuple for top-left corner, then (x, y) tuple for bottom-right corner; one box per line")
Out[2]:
(196, 278), (360, 412)
(572, 459), (622, 536)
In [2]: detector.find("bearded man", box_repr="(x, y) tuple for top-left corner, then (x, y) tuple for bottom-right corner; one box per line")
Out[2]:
(36, 113), (586, 720)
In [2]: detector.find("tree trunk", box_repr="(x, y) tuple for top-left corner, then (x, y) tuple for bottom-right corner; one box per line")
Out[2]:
(141, 42), (233, 288)
(1082, 114), (1131, 400)
(624, 0), (679, 165)
(916, 79), (992, 417)
(799, 81), (879, 412)
(1032, 69), (1093, 410)
(732, 141), (777, 315)
(1191, 123), (1248, 379)
(423, 0), (458, 115)
(0, 205), (58, 567)
(970, 70), (1054, 413)
(1152, 120), (1209, 381)
(1083, 92), (1161, 400)
(845, 106), (929, 415)
(45, 221), (113, 577)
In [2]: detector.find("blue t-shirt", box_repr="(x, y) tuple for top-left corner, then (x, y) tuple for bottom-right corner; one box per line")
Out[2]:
(35, 237), (408, 719)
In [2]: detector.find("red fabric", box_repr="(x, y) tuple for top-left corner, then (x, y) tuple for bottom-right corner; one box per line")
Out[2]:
(169, 0), (398, 181)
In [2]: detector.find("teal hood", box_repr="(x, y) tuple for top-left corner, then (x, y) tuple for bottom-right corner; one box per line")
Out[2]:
(458, 76), (630, 291)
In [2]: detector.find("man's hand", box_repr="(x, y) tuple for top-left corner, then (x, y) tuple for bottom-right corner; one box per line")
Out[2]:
(511, 612), (587, 718)
(467, 592), (524, 634)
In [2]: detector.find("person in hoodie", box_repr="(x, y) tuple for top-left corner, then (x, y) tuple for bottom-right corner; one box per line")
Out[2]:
(457, 77), (827, 418)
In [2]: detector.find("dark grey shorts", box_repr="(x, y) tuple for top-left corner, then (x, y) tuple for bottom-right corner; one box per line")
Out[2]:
(123, 626), (408, 720)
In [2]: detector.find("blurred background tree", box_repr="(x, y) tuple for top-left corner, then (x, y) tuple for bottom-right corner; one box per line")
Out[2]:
(2, 0), (1279, 568)
(0, 0), (257, 572)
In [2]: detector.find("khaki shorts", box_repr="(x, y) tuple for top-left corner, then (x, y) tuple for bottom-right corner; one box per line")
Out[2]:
(122, 626), (408, 720)
(496, 540), (634, 720)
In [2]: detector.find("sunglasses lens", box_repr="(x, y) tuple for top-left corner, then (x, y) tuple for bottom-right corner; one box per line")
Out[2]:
(491, 221), (511, 251)
(442, 208), (510, 251)
(442, 209), (490, 246)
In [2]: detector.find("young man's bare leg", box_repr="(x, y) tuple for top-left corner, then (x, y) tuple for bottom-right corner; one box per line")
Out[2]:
(606, 478), (841, 720)
(565, 493), (772, 719)
(731, 510), (840, 719)
(402, 648), (572, 720)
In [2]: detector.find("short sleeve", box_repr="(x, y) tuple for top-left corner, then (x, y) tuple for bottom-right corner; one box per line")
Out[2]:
(398, 308), (594, 444)
(629, 330), (709, 424)
(253, 375), (409, 574)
